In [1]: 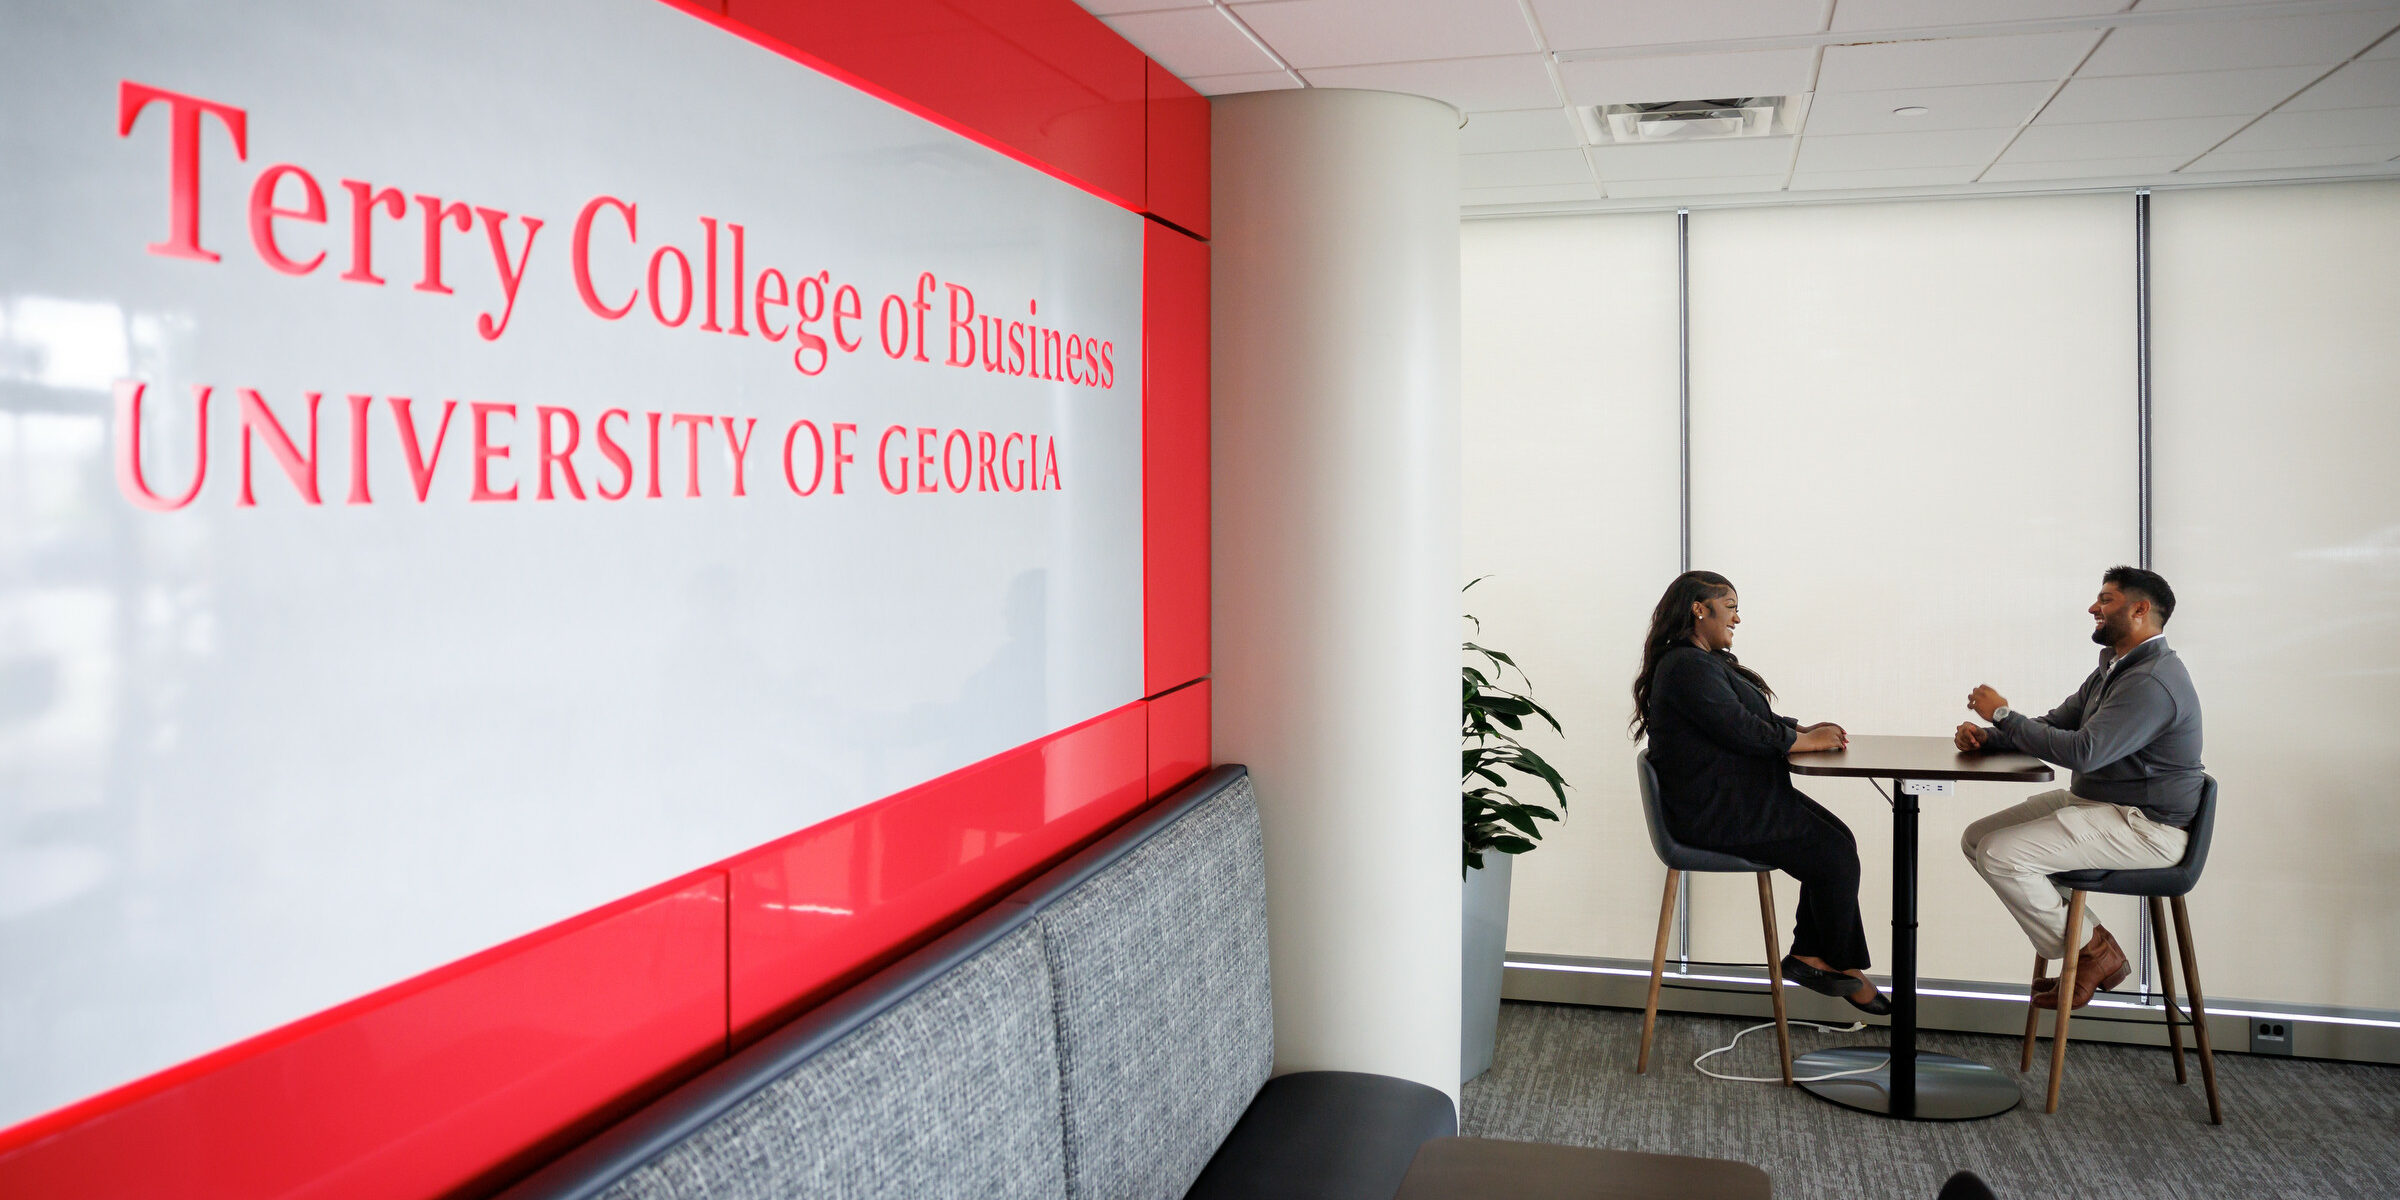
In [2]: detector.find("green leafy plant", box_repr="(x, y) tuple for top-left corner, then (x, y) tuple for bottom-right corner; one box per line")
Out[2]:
(1462, 579), (1568, 875)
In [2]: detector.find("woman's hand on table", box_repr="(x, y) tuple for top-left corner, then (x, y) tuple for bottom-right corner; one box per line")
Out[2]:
(1793, 723), (1848, 753)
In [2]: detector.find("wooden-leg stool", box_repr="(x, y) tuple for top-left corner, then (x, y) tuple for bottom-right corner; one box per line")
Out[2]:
(2019, 778), (2223, 1124)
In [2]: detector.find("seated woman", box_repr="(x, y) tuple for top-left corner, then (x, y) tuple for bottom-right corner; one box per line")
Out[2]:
(1633, 571), (1888, 1014)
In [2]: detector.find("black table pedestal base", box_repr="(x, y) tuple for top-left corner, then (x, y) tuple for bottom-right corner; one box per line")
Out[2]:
(1793, 1048), (2023, 1121)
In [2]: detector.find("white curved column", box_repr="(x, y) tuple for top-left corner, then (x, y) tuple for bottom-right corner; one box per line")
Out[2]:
(1210, 89), (1463, 1100)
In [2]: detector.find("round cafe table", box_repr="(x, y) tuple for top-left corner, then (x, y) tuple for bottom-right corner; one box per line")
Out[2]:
(1786, 734), (2053, 1121)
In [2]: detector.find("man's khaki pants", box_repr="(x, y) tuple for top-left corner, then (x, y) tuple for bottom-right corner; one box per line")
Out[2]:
(1960, 789), (2187, 960)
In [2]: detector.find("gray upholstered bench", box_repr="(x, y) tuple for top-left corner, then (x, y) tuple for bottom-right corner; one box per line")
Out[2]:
(501, 766), (1455, 1200)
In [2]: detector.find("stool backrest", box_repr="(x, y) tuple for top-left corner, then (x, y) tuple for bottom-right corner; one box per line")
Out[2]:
(2180, 774), (2218, 884)
(1634, 749), (1678, 865)
(1632, 749), (1775, 876)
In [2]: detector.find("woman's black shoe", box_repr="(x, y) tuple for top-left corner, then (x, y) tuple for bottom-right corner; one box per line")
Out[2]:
(1783, 955), (1893, 1015)
(1779, 954), (1855, 998)
(1845, 989), (1892, 1017)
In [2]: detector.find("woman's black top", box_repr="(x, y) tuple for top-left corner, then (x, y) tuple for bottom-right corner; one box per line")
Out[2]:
(1643, 644), (1814, 847)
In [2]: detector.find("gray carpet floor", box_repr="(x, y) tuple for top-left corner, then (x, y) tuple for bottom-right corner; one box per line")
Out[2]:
(1460, 1002), (2400, 1200)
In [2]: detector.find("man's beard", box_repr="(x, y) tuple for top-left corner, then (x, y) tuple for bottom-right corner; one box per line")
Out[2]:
(2091, 614), (2129, 646)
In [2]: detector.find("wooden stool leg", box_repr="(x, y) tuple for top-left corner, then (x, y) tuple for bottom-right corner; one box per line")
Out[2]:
(2171, 896), (2224, 1125)
(2150, 895), (2188, 1085)
(2045, 890), (2089, 1114)
(2020, 953), (2049, 1072)
(1755, 871), (1793, 1086)
(1637, 869), (1680, 1075)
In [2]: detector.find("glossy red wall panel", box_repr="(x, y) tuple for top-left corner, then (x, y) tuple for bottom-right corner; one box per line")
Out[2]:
(725, 702), (1151, 1037)
(718, 0), (1147, 209)
(1146, 680), (1211, 799)
(0, 874), (727, 1200)
(1144, 222), (1212, 696)
(1144, 60), (1211, 238)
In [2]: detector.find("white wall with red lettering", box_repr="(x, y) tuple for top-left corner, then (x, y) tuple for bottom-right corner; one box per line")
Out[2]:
(0, 0), (1144, 1126)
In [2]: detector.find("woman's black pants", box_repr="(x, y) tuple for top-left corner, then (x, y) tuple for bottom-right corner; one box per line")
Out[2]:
(1702, 790), (1871, 972)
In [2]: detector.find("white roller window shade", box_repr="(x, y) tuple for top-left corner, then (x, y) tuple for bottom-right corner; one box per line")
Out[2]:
(1462, 214), (1681, 962)
(1685, 195), (2139, 984)
(2151, 180), (2400, 1012)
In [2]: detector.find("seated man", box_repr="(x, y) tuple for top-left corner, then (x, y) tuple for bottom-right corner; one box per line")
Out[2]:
(1954, 566), (2205, 1009)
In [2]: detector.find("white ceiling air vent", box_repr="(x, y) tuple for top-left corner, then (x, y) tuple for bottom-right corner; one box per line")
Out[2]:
(1579, 96), (1809, 145)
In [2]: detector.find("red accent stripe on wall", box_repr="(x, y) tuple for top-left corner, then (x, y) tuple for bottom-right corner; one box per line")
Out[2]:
(1144, 60), (1210, 238)
(714, 0), (1147, 211)
(0, 873), (729, 1200)
(1143, 221), (1212, 697)
(726, 703), (1151, 1039)
(1146, 680), (1211, 800)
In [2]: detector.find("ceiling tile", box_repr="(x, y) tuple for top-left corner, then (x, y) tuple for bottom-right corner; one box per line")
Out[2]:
(1804, 81), (2054, 134)
(1075, 0), (1209, 14)
(1181, 69), (1305, 95)
(2132, 0), (2355, 9)
(1588, 137), (1796, 180)
(1462, 148), (1594, 187)
(1831, 0), (2124, 33)
(1101, 9), (1279, 78)
(1817, 31), (2103, 91)
(2004, 113), (2248, 160)
(2217, 105), (2400, 151)
(1979, 155), (2188, 180)
(1603, 174), (1790, 198)
(2079, 11), (2397, 76)
(1794, 127), (2014, 170)
(1557, 48), (1819, 106)
(1788, 164), (1981, 188)
(2285, 58), (2400, 111)
(1231, 0), (1535, 69)
(2186, 143), (2400, 170)
(2373, 30), (2400, 59)
(1533, 0), (1828, 51)
(1461, 182), (1604, 206)
(1302, 54), (1559, 110)
(2039, 65), (2323, 122)
(1460, 108), (1584, 154)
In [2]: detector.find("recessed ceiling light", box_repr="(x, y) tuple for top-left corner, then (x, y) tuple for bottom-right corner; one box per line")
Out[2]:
(1893, 106), (1930, 118)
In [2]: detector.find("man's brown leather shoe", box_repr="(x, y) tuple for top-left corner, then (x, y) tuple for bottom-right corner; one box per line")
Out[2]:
(2034, 926), (2132, 1010)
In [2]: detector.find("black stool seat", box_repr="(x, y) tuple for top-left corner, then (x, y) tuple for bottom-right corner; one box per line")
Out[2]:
(1647, 830), (1775, 876)
(2049, 777), (2216, 896)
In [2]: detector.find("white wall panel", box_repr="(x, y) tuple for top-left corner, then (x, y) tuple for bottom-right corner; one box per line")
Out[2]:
(0, 0), (1143, 1125)
(1461, 214), (1680, 962)
(1683, 196), (2139, 986)
(2151, 181), (2400, 1010)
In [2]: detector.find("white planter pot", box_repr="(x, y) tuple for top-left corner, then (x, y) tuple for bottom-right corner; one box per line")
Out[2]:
(1460, 853), (1514, 1083)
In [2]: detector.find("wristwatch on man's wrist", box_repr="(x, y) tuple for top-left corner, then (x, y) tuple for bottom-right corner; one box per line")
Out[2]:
(1991, 706), (2013, 723)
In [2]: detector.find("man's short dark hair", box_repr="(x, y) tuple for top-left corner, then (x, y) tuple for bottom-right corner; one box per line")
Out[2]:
(2103, 565), (2176, 625)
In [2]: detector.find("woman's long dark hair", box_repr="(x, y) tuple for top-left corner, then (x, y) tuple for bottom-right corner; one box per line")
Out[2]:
(1630, 570), (1773, 738)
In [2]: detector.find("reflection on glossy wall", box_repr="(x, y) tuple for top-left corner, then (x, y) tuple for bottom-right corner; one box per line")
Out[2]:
(2151, 181), (2400, 1011)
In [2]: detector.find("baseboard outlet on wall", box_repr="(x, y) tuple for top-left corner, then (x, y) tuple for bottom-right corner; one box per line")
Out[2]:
(1503, 952), (2400, 1068)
